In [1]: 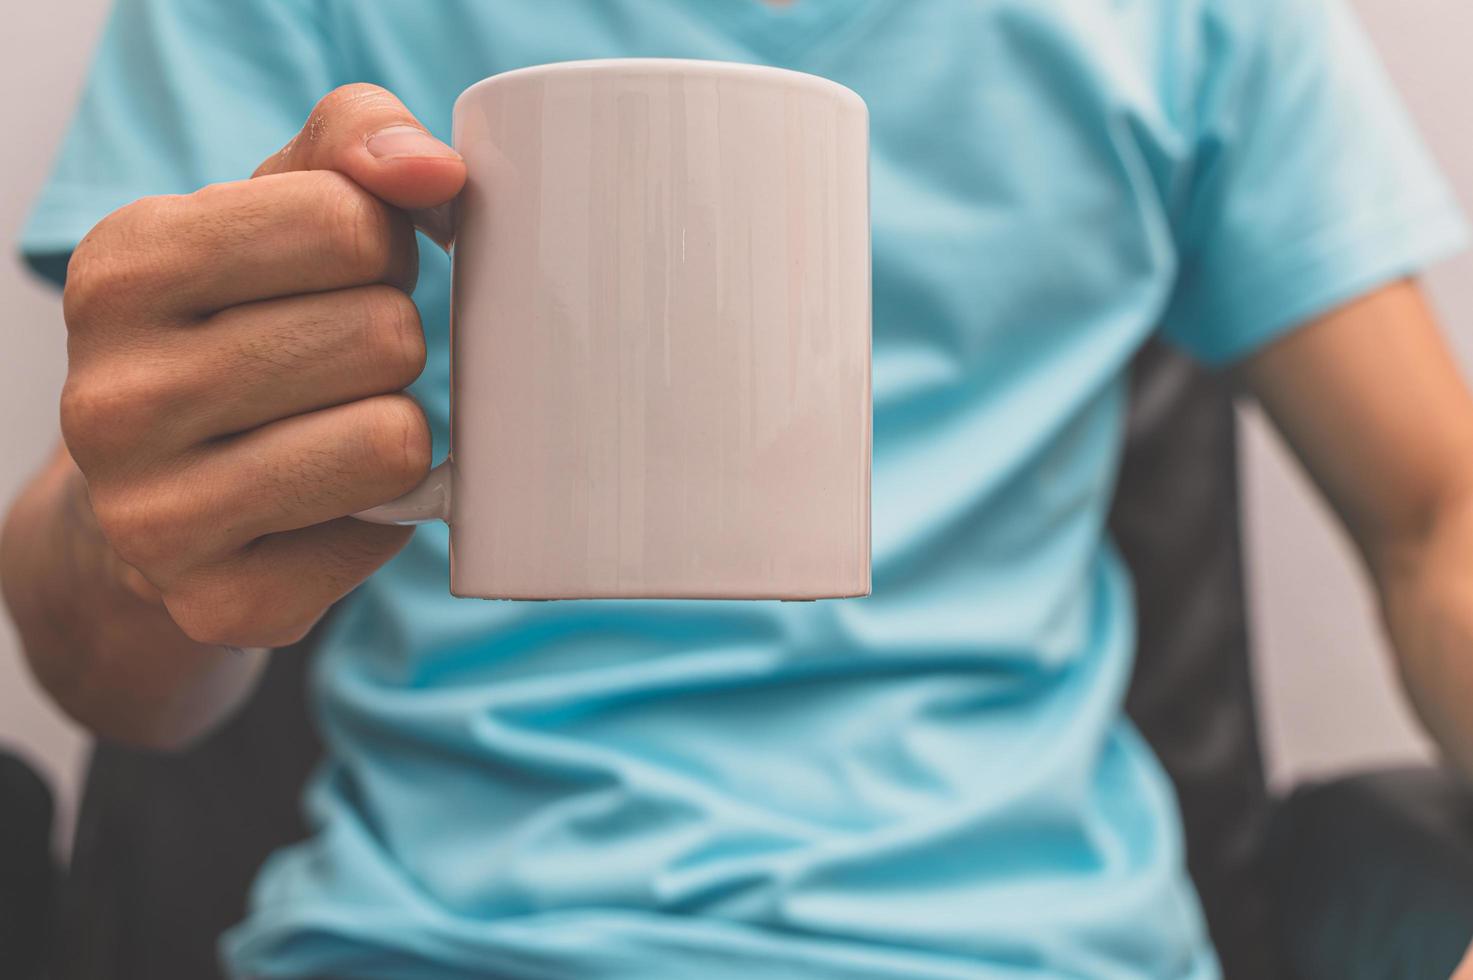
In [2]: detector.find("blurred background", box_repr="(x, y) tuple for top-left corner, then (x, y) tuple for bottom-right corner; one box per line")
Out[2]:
(2, 0), (1471, 855)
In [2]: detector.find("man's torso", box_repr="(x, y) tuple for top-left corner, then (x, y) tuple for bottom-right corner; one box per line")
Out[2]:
(230, 2), (1216, 976)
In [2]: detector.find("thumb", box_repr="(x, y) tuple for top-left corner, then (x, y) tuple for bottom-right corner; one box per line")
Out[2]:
(254, 84), (465, 215)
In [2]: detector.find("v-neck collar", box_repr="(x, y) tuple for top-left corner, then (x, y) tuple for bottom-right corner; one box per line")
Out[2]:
(697, 0), (888, 66)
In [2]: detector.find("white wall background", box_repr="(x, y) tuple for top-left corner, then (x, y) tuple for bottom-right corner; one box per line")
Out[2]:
(0, 2), (110, 850)
(1, 1), (1470, 851)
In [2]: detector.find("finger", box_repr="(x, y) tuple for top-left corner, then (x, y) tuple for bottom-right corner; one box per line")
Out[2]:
(99, 285), (428, 452)
(254, 83), (465, 212)
(64, 171), (418, 324)
(189, 285), (428, 439)
(201, 393), (433, 545)
(166, 517), (413, 649)
(96, 394), (431, 573)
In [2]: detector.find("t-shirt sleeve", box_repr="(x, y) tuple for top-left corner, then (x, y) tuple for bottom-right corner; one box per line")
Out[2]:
(1159, 0), (1468, 366)
(19, 0), (337, 284)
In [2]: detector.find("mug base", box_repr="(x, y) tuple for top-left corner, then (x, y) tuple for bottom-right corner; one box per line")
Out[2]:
(447, 586), (870, 602)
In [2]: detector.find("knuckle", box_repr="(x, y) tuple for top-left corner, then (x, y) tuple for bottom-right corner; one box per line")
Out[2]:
(169, 577), (315, 649)
(183, 180), (286, 250)
(89, 486), (182, 572)
(90, 500), (147, 567)
(167, 593), (246, 648)
(361, 395), (431, 490)
(59, 364), (177, 458)
(62, 198), (171, 325)
(165, 578), (248, 647)
(307, 83), (393, 143)
(61, 241), (109, 326)
(165, 596), (227, 646)
(312, 172), (396, 281)
(183, 180), (236, 209)
(361, 287), (426, 384)
(58, 376), (104, 455)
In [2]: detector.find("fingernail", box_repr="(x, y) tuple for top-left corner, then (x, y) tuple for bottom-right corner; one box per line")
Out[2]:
(366, 125), (459, 160)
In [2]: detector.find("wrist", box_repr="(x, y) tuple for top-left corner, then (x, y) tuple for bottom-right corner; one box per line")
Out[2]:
(2, 447), (256, 748)
(2, 449), (170, 691)
(1, 451), (74, 638)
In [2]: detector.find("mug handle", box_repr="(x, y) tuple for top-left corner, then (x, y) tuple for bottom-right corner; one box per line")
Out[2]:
(352, 201), (457, 527)
(354, 458), (453, 525)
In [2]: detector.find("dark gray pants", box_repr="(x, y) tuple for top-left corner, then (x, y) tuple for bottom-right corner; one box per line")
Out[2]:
(1268, 767), (1473, 980)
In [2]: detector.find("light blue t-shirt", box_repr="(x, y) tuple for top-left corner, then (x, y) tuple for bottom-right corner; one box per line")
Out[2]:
(24, 1), (1467, 977)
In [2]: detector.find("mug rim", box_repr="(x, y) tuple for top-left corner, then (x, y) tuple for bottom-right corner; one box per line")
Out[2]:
(454, 57), (866, 117)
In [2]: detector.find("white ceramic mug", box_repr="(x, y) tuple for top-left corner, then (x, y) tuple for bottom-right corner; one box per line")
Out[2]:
(357, 59), (871, 600)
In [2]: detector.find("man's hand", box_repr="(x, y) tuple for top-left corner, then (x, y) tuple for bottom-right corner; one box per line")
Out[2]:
(63, 83), (462, 648)
(0, 84), (464, 746)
